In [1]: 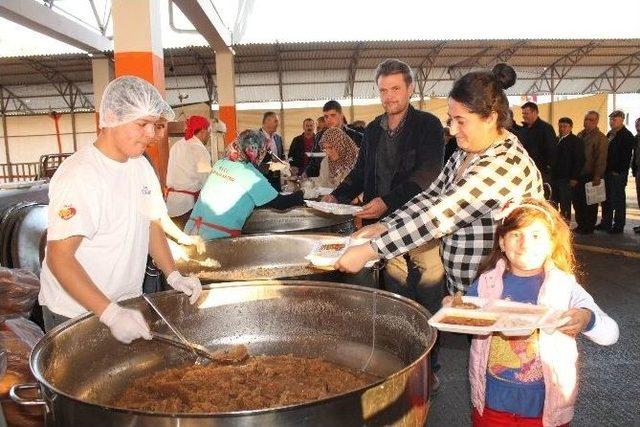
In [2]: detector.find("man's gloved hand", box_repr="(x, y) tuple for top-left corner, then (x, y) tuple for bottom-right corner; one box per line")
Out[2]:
(99, 302), (152, 344)
(166, 271), (202, 304)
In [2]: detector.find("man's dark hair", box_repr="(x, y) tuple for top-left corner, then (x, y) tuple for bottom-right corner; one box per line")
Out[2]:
(317, 116), (325, 122)
(323, 100), (342, 113)
(262, 111), (277, 123)
(558, 117), (573, 126)
(374, 58), (414, 86)
(521, 102), (539, 113)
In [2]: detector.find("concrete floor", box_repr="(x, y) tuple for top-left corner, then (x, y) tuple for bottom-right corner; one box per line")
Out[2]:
(427, 182), (640, 427)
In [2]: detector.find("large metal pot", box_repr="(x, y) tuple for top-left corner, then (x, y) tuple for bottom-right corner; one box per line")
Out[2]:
(12, 281), (436, 426)
(175, 233), (378, 288)
(242, 207), (354, 235)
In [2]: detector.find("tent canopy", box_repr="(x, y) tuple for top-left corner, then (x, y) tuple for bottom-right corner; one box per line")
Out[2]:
(1, 38), (639, 115)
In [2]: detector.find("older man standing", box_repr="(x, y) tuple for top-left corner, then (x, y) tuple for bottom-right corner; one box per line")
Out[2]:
(574, 111), (608, 234)
(596, 110), (635, 234)
(520, 101), (556, 182)
(550, 117), (584, 222)
(287, 118), (316, 175)
(260, 111), (285, 190)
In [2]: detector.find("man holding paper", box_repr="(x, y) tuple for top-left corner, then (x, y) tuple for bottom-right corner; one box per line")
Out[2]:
(573, 111), (607, 235)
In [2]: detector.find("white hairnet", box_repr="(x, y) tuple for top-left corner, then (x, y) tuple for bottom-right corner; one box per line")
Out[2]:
(99, 76), (175, 128)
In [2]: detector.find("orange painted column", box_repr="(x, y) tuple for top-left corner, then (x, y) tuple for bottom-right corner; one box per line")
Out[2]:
(215, 50), (237, 145)
(112, 0), (168, 185)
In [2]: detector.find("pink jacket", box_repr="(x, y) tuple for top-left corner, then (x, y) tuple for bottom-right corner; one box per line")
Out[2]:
(469, 259), (619, 427)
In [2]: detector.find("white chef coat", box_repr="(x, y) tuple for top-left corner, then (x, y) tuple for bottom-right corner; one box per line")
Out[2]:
(166, 136), (212, 216)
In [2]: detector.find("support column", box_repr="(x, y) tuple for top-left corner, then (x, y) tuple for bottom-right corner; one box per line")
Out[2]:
(1, 114), (12, 182)
(70, 108), (77, 152)
(112, 0), (168, 184)
(215, 50), (237, 145)
(91, 55), (115, 133)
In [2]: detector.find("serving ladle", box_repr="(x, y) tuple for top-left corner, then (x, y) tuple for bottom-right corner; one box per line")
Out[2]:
(142, 294), (248, 366)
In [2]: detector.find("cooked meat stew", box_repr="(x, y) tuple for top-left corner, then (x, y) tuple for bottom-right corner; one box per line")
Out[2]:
(113, 354), (377, 413)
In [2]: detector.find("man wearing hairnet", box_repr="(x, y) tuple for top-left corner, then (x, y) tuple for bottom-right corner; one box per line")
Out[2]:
(38, 76), (202, 344)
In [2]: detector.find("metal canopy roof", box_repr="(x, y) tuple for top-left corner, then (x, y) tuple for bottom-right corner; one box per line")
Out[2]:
(1, 39), (639, 115)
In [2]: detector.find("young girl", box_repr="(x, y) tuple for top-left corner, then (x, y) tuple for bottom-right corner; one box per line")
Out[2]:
(463, 198), (619, 427)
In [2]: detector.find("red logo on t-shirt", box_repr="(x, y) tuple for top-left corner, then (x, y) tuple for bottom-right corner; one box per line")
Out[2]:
(58, 205), (76, 220)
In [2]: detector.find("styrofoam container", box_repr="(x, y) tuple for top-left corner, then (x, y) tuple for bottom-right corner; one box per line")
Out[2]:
(305, 200), (363, 216)
(429, 297), (568, 336)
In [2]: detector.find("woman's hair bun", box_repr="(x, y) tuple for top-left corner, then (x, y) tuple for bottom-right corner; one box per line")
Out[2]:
(492, 63), (516, 90)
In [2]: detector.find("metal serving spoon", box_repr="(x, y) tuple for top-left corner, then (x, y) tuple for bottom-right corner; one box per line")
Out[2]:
(142, 294), (248, 366)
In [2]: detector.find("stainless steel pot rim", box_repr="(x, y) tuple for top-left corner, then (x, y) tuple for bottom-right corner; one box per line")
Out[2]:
(31, 280), (437, 417)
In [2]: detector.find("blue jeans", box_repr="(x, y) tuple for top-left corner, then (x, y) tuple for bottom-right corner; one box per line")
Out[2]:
(602, 171), (627, 229)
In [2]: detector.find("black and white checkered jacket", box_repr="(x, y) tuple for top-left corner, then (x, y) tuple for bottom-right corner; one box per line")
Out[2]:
(372, 132), (544, 294)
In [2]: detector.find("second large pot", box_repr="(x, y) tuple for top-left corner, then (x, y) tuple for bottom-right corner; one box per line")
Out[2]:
(175, 233), (378, 288)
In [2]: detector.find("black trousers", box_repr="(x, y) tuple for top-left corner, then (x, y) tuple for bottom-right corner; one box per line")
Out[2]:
(551, 178), (572, 221)
(573, 174), (598, 231)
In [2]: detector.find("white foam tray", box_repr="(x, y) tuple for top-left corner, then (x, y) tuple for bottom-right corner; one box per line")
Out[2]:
(428, 296), (568, 336)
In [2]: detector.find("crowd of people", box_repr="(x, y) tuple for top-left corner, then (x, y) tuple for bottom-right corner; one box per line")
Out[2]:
(37, 57), (626, 426)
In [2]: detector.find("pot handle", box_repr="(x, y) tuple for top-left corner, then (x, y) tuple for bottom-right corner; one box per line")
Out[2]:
(9, 383), (47, 406)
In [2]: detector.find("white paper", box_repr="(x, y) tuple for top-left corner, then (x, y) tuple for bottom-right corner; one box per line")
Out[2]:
(585, 181), (606, 205)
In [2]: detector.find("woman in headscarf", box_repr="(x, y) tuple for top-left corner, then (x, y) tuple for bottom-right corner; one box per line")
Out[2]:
(185, 129), (303, 240)
(317, 127), (359, 188)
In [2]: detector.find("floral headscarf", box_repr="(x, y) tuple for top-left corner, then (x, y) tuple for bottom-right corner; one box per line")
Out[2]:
(226, 129), (268, 166)
(319, 127), (359, 180)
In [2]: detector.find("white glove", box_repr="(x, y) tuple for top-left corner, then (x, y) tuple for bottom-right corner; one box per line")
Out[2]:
(177, 234), (206, 255)
(99, 302), (152, 344)
(167, 270), (202, 304)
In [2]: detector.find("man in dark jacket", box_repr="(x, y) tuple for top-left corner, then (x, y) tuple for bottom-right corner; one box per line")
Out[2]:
(520, 102), (556, 182)
(596, 110), (635, 233)
(303, 100), (362, 177)
(550, 117), (584, 222)
(322, 58), (445, 388)
(287, 118), (315, 174)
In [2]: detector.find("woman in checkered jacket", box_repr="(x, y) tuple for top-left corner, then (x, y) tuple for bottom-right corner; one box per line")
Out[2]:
(336, 64), (545, 295)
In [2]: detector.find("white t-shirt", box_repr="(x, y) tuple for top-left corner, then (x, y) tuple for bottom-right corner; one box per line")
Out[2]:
(166, 136), (212, 216)
(39, 145), (167, 318)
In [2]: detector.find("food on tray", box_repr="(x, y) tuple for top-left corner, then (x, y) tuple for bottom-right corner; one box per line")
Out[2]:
(320, 243), (346, 251)
(113, 354), (377, 413)
(488, 304), (547, 315)
(451, 291), (479, 309)
(440, 316), (496, 327)
(496, 316), (538, 329)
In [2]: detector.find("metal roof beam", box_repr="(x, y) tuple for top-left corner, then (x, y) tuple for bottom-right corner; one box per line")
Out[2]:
(21, 58), (93, 110)
(344, 42), (363, 98)
(447, 41), (527, 80)
(526, 42), (598, 95)
(188, 47), (217, 104)
(0, 85), (36, 115)
(172, 0), (233, 53)
(0, 0), (111, 53)
(415, 42), (446, 98)
(582, 50), (640, 93)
